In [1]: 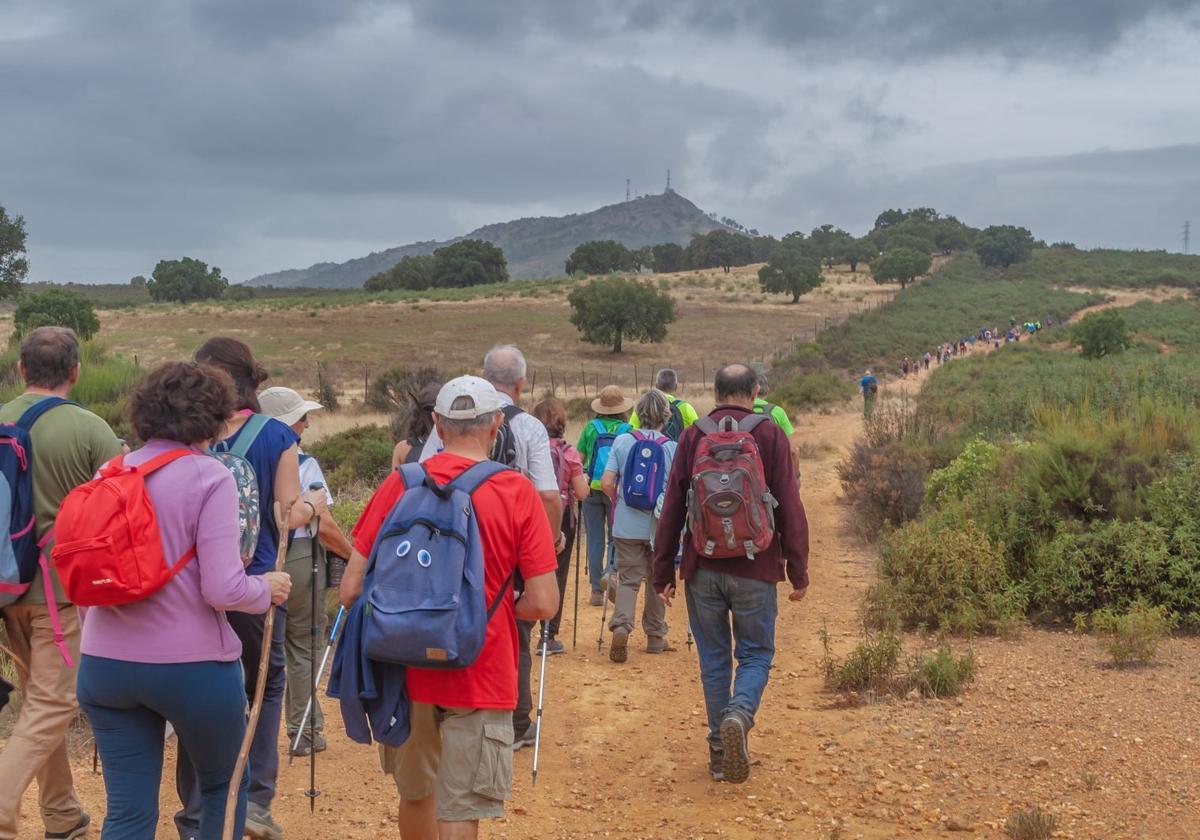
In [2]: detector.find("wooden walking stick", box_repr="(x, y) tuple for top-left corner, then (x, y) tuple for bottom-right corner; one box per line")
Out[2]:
(222, 498), (296, 840)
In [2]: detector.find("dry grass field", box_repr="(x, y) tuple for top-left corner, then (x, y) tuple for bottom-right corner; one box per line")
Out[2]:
(95, 265), (894, 404)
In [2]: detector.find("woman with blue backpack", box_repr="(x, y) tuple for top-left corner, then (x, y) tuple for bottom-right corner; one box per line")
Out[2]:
(599, 390), (678, 663)
(174, 337), (327, 840)
(577, 385), (633, 607)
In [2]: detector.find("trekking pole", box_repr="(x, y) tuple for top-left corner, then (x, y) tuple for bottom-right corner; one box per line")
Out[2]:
(571, 505), (582, 650)
(531, 624), (551, 786)
(598, 582), (608, 651)
(290, 605), (346, 762)
(305, 482), (323, 812)
(223, 498), (296, 840)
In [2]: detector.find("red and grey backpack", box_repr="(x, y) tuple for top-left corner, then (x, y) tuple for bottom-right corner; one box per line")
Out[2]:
(687, 414), (778, 560)
(53, 449), (202, 607)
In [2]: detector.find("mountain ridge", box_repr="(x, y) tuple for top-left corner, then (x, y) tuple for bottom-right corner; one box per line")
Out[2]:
(247, 191), (732, 288)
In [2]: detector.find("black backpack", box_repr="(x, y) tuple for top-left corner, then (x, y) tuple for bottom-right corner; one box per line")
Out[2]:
(489, 404), (524, 467)
(662, 398), (685, 442)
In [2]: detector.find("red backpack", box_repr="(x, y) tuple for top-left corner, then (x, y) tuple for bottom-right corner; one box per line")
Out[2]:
(687, 414), (778, 560)
(53, 449), (200, 607)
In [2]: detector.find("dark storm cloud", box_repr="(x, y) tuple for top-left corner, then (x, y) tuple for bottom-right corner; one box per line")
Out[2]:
(409, 0), (1200, 58)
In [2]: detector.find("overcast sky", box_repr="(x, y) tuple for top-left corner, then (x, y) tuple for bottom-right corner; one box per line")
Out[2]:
(3, 0), (1199, 284)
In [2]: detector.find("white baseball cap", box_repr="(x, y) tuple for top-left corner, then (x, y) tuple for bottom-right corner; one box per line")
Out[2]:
(258, 386), (323, 426)
(435, 376), (503, 419)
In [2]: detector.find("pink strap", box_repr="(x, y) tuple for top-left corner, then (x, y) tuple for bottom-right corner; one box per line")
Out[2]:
(38, 553), (74, 668)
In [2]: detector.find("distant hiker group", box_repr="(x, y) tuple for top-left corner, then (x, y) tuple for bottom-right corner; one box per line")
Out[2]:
(0, 329), (810, 840)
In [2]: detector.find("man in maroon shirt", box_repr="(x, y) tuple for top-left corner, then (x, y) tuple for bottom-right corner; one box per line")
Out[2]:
(653, 364), (809, 784)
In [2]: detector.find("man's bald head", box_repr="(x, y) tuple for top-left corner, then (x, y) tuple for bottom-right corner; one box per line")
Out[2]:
(714, 364), (759, 404)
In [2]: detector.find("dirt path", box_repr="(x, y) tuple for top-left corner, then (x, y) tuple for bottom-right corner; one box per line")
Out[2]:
(15, 289), (1200, 838)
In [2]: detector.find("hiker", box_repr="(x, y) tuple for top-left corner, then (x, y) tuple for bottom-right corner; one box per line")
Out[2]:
(599, 390), (678, 662)
(338, 375), (560, 839)
(630, 368), (697, 441)
(652, 364), (809, 785)
(72, 362), (292, 840)
(901, 357), (911, 378)
(859, 369), (879, 418)
(577, 385), (634, 605)
(391, 382), (440, 468)
(751, 374), (795, 435)
(0, 327), (122, 840)
(258, 387), (355, 758)
(175, 337), (327, 840)
(531, 398), (591, 656)
(421, 346), (563, 751)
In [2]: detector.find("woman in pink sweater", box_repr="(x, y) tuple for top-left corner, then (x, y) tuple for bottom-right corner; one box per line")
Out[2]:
(76, 362), (291, 840)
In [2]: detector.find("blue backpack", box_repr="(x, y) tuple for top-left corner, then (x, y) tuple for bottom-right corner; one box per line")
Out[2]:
(0, 398), (74, 607)
(588, 419), (630, 483)
(362, 460), (512, 669)
(621, 431), (668, 512)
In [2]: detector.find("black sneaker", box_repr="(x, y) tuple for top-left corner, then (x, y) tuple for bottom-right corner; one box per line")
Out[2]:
(45, 814), (91, 839)
(719, 712), (751, 784)
(709, 746), (725, 782)
(537, 639), (566, 656)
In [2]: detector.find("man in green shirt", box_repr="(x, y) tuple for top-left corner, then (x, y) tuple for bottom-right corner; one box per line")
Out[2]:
(0, 327), (121, 840)
(752, 374), (795, 435)
(630, 369), (698, 441)
(577, 385), (633, 606)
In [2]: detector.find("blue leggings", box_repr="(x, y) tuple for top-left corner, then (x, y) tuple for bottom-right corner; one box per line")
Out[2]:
(77, 656), (249, 840)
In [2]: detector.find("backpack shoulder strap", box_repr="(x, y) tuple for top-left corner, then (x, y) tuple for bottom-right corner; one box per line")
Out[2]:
(129, 449), (199, 477)
(229, 413), (271, 459)
(449, 459), (509, 495)
(736, 413), (770, 433)
(397, 462), (427, 491)
(695, 416), (719, 435)
(502, 404), (524, 421)
(15, 397), (77, 431)
(590, 418), (607, 434)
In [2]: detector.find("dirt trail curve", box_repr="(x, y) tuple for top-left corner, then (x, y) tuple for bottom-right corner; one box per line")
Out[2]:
(16, 289), (1200, 838)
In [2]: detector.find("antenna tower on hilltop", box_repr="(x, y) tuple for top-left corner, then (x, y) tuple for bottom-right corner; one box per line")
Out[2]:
(666, 169), (672, 193)
(625, 179), (631, 202)
(1185, 220), (1191, 255)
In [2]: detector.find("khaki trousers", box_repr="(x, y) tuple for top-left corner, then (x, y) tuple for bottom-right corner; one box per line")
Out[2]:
(284, 538), (327, 736)
(0, 604), (83, 839)
(608, 538), (668, 639)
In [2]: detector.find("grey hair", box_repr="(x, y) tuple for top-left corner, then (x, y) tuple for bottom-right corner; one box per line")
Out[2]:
(654, 368), (678, 393)
(439, 396), (501, 437)
(482, 344), (527, 388)
(635, 389), (671, 432)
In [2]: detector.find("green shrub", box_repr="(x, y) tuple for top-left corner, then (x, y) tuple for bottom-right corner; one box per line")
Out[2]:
(1070, 309), (1130, 359)
(13, 289), (101, 342)
(867, 505), (1025, 633)
(924, 436), (1000, 505)
(821, 631), (901, 694)
(903, 645), (976, 697)
(772, 371), (855, 410)
(307, 426), (393, 494)
(365, 365), (445, 412)
(837, 441), (927, 538)
(1086, 600), (1176, 666)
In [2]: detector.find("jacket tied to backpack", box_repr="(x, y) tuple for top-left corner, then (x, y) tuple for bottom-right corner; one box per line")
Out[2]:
(330, 459), (512, 746)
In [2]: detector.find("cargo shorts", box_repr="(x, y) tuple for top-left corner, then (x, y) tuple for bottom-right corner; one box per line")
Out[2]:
(379, 703), (514, 822)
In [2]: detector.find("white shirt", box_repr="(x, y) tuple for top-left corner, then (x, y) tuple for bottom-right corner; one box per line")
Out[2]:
(298, 452), (334, 538)
(419, 392), (557, 493)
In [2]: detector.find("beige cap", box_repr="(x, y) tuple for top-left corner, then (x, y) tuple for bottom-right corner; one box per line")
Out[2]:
(258, 386), (323, 426)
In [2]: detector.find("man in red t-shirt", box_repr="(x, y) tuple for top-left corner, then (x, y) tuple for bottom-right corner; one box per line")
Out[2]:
(340, 375), (559, 839)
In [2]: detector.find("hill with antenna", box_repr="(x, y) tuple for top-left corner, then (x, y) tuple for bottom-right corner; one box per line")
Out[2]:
(247, 190), (734, 288)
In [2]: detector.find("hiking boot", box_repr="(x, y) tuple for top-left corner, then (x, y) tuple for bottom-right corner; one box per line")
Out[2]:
(646, 637), (675, 654)
(719, 711), (751, 784)
(537, 638), (565, 656)
(512, 730), (537, 751)
(609, 628), (629, 663)
(604, 574), (618, 603)
(244, 802), (283, 840)
(45, 813), (91, 839)
(709, 746), (726, 782)
(589, 590), (604, 607)
(288, 729), (325, 756)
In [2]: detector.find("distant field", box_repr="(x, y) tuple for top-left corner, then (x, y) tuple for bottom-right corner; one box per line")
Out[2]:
(90, 264), (896, 403)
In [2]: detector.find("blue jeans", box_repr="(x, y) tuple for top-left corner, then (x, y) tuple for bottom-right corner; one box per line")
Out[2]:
(77, 656), (249, 840)
(581, 490), (615, 592)
(685, 569), (778, 748)
(175, 608), (285, 835)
